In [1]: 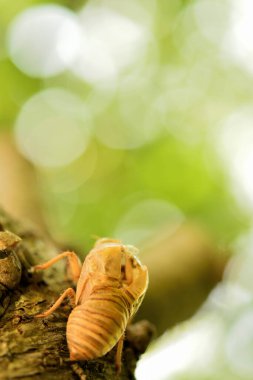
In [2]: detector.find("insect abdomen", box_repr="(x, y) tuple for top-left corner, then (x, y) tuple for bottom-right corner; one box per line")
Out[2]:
(67, 289), (130, 361)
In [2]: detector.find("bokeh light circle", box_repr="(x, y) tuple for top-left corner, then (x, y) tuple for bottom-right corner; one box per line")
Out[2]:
(224, 0), (253, 76)
(225, 309), (253, 378)
(7, 5), (81, 77)
(217, 107), (253, 208)
(193, 0), (228, 44)
(15, 88), (91, 168)
(114, 199), (184, 246)
(70, 2), (151, 85)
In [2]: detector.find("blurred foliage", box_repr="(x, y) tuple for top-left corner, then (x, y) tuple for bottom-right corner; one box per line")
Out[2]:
(137, 223), (228, 334)
(0, 0), (251, 250)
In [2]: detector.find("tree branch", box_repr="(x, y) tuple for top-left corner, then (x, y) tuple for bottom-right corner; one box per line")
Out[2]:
(0, 209), (155, 380)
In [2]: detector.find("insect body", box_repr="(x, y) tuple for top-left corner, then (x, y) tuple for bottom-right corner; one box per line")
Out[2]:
(0, 230), (22, 290)
(31, 238), (148, 370)
(0, 230), (22, 317)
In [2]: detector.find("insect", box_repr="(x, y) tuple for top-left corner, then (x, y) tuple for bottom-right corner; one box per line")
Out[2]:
(0, 230), (22, 316)
(0, 230), (22, 290)
(31, 238), (148, 372)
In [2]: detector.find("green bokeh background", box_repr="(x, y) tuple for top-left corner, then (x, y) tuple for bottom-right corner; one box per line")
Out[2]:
(0, 0), (250, 249)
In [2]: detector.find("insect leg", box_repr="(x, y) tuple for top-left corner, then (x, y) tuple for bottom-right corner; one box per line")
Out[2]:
(71, 363), (87, 380)
(115, 333), (124, 374)
(31, 251), (82, 283)
(36, 287), (76, 318)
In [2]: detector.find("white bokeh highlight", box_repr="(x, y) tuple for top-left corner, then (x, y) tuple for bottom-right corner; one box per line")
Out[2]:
(216, 107), (253, 209)
(7, 2), (152, 85)
(226, 309), (253, 378)
(15, 88), (91, 168)
(136, 316), (223, 380)
(71, 2), (150, 85)
(7, 5), (81, 77)
(114, 199), (184, 246)
(193, 0), (228, 44)
(224, 0), (253, 75)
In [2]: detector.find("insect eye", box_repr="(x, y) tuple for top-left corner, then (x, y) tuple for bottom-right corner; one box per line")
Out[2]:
(121, 264), (126, 280)
(121, 255), (126, 266)
(0, 250), (9, 259)
(131, 258), (137, 268)
(120, 254), (127, 278)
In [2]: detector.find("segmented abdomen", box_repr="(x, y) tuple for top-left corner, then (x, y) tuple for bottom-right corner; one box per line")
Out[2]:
(67, 288), (133, 360)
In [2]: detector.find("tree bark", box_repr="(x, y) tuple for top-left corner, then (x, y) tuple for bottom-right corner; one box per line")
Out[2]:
(0, 209), (154, 380)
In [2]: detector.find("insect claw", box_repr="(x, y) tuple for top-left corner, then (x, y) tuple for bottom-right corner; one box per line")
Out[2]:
(71, 363), (87, 380)
(28, 265), (43, 274)
(31, 265), (43, 272)
(115, 364), (121, 376)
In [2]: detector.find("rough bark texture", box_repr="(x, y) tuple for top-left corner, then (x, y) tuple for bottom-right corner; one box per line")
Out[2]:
(0, 209), (155, 380)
